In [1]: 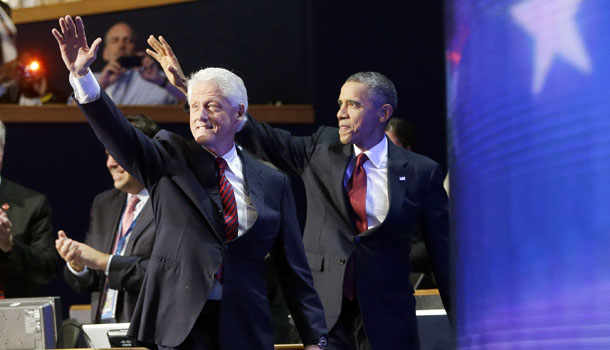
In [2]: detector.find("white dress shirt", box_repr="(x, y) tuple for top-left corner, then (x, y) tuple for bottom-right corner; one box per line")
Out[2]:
(343, 136), (390, 230)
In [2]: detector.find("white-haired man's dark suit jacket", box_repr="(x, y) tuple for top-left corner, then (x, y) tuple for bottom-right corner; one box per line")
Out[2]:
(77, 91), (327, 349)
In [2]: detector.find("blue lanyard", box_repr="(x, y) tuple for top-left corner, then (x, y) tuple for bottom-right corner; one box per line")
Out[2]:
(114, 208), (141, 255)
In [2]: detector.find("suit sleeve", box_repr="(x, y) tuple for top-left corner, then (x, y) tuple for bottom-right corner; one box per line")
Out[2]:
(270, 174), (327, 345)
(237, 115), (318, 176)
(421, 163), (452, 317)
(3, 194), (56, 284)
(77, 91), (167, 188)
(107, 255), (149, 292)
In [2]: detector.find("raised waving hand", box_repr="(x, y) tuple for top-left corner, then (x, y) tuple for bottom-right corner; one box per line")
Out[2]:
(146, 35), (188, 96)
(51, 15), (101, 76)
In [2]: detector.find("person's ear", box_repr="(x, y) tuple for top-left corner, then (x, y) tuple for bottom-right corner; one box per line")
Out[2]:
(378, 104), (393, 123)
(235, 104), (245, 124)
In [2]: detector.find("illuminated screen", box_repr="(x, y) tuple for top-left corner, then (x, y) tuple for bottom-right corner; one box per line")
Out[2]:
(446, 0), (610, 348)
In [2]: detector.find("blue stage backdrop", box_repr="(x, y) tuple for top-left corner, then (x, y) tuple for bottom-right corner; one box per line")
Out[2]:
(446, 0), (610, 348)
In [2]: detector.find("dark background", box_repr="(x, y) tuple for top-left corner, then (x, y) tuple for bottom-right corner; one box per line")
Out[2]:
(3, 0), (446, 318)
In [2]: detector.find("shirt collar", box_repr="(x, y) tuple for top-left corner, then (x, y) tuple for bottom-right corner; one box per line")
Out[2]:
(130, 188), (150, 203)
(217, 143), (240, 173)
(352, 136), (388, 169)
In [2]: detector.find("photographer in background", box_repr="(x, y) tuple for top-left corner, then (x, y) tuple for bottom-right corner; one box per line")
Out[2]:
(0, 3), (63, 104)
(95, 22), (182, 105)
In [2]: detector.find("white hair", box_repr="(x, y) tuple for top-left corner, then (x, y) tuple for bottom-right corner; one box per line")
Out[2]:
(187, 67), (248, 131)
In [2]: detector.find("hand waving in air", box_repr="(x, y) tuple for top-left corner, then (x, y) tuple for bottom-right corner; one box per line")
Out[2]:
(51, 15), (101, 76)
(146, 35), (188, 96)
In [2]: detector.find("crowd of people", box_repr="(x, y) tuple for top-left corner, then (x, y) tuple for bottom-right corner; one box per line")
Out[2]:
(0, 9), (450, 350)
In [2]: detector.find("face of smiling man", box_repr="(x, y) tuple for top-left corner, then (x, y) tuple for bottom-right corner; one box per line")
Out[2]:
(189, 81), (244, 156)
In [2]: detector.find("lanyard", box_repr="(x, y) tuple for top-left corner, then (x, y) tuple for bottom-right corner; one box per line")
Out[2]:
(114, 208), (141, 255)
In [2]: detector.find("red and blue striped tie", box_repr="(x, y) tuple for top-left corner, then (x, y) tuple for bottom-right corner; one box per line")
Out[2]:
(215, 157), (238, 282)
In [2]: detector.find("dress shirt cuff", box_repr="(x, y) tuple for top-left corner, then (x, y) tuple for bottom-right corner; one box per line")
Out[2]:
(67, 262), (90, 277)
(68, 69), (101, 103)
(105, 255), (114, 276)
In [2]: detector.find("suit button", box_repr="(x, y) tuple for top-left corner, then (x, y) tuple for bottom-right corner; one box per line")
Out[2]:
(340, 258), (346, 265)
(208, 272), (215, 279)
(355, 236), (360, 242)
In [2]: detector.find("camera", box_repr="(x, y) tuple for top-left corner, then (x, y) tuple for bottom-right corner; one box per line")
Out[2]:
(118, 56), (143, 69)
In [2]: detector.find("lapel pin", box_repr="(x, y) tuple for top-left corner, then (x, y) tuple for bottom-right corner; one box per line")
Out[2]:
(399, 176), (406, 181)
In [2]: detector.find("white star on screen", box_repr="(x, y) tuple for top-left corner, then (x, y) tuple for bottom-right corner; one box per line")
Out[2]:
(511, 0), (592, 94)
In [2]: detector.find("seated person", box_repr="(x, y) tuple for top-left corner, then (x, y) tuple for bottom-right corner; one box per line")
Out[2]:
(0, 120), (56, 298)
(56, 115), (159, 323)
(94, 22), (182, 105)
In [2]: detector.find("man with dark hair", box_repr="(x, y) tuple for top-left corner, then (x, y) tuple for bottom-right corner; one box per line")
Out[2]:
(53, 16), (327, 349)
(56, 114), (159, 323)
(240, 71), (450, 349)
(241, 71), (450, 349)
(0, 121), (56, 298)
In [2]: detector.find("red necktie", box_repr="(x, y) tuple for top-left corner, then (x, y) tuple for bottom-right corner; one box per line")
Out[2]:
(343, 153), (369, 300)
(215, 157), (239, 282)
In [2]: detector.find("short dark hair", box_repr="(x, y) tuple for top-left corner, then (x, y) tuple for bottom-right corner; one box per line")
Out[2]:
(346, 71), (397, 110)
(126, 114), (159, 138)
(385, 118), (416, 149)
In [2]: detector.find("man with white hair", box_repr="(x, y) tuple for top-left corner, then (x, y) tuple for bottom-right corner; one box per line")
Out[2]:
(53, 15), (327, 350)
(0, 120), (56, 298)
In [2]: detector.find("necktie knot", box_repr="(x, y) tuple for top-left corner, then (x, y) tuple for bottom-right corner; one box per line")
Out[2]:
(126, 195), (140, 213)
(216, 157), (228, 175)
(355, 153), (369, 169)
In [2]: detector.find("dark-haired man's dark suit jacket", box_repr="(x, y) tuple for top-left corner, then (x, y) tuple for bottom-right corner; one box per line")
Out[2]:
(0, 178), (56, 297)
(63, 188), (155, 323)
(237, 119), (451, 349)
(78, 91), (327, 349)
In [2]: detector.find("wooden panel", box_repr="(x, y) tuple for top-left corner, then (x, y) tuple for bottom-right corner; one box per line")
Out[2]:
(12, 0), (197, 24)
(0, 104), (315, 124)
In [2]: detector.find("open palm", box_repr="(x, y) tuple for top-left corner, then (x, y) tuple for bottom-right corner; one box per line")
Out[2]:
(52, 15), (101, 76)
(146, 35), (188, 95)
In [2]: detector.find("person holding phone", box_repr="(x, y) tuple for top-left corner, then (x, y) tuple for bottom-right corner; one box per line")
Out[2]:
(95, 22), (182, 105)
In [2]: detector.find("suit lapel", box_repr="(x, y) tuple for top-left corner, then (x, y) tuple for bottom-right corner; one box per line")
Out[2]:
(327, 143), (357, 231)
(0, 180), (13, 216)
(386, 141), (410, 219)
(171, 141), (225, 242)
(124, 200), (153, 255)
(240, 151), (263, 232)
(104, 191), (126, 254)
